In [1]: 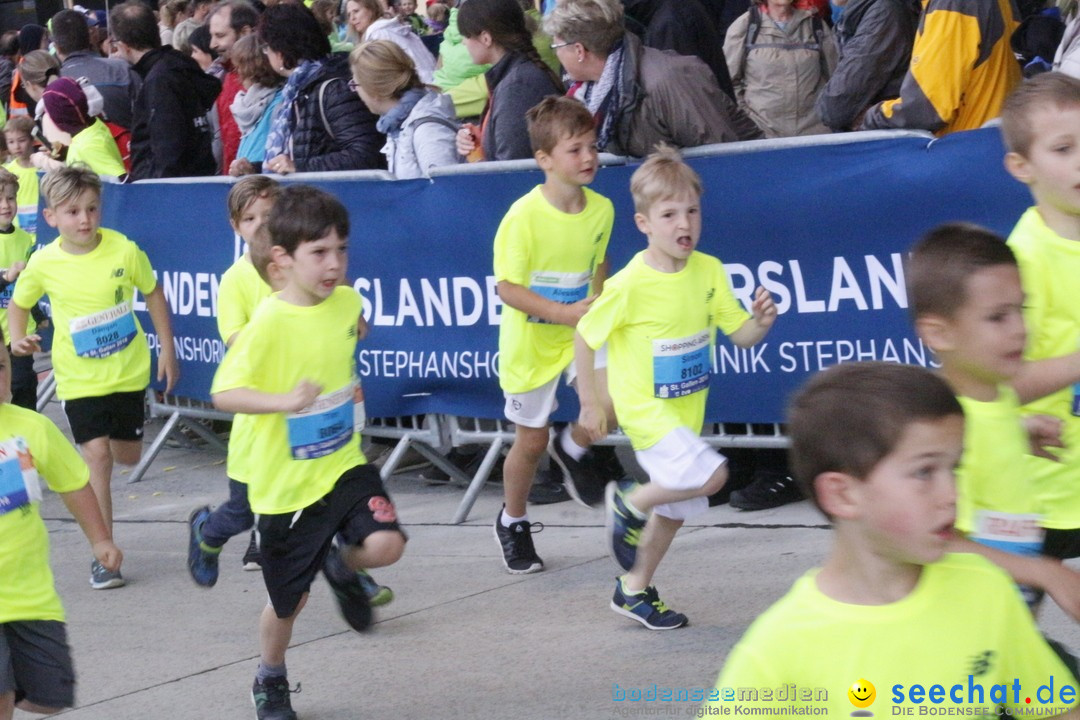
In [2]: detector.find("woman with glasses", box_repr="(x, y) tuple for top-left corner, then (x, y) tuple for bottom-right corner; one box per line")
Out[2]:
(259, 3), (383, 175)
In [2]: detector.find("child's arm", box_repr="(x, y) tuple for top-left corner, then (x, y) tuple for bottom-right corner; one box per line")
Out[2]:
(591, 260), (609, 296)
(213, 379), (323, 415)
(727, 286), (777, 348)
(60, 484), (122, 572)
(144, 285), (180, 393)
(1012, 353), (1080, 406)
(947, 534), (1080, 622)
(497, 280), (595, 328)
(1023, 414), (1064, 461)
(574, 331), (607, 443)
(6, 304), (41, 356)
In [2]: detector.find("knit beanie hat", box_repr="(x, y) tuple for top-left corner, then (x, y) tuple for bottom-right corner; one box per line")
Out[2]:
(17, 25), (46, 56)
(42, 77), (92, 135)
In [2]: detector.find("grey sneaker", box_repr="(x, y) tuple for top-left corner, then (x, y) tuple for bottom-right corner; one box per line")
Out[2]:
(90, 559), (125, 590)
(251, 675), (300, 720)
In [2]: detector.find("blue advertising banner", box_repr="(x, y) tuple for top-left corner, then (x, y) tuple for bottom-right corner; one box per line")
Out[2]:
(35, 128), (1033, 423)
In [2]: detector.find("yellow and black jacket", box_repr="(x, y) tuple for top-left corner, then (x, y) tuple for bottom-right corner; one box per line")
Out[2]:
(862, 0), (1020, 135)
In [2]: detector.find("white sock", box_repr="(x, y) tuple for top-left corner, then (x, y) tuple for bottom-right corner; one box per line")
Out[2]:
(501, 509), (528, 527)
(620, 576), (644, 595)
(560, 427), (588, 462)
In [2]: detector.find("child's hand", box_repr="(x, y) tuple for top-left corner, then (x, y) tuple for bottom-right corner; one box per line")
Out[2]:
(157, 349), (180, 394)
(92, 540), (123, 573)
(578, 404), (607, 444)
(10, 334), (40, 356)
(456, 125), (479, 158)
(751, 286), (777, 329)
(1023, 414), (1064, 461)
(561, 295), (596, 327)
(3, 261), (25, 283)
(286, 380), (323, 413)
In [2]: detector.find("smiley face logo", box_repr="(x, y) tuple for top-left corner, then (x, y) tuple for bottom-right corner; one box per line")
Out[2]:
(848, 679), (876, 714)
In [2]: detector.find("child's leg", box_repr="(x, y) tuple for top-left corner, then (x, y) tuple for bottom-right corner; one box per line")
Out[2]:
(627, 463), (728, 516)
(78, 437), (114, 530)
(341, 529), (406, 571)
(624, 514), (683, 591)
(111, 438), (142, 467)
(0, 691), (12, 720)
(259, 593), (308, 667)
(200, 479), (255, 548)
(503, 424), (550, 518)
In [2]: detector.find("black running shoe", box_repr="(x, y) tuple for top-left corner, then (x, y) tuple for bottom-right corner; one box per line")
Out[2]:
(251, 676), (299, 720)
(242, 530), (262, 571)
(528, 468), (570, 505)
(549, 434), (609, 508)
(322, 547), (373, 632)
(729, 471), (804, 511)
(493, 506), (544, 574)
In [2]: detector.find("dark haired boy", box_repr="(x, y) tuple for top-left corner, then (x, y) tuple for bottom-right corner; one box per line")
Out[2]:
(711, 363), (1079, 713)
(211, 185), (406, 720)
(492, 95), (618, 574)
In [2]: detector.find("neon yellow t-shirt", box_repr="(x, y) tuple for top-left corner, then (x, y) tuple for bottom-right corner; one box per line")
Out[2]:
(0, 226), (36, 341)
(494, 185), (613, 394)
(955, 387), (1042, 537)
(1008, 207), (1080, 529)
(577, 251), (750, 450)
(12, 227), (156, 400)
(3, 160), (38, 240)
(0, 403), (90, 623)
(211, 287), (367, 515)
(217, 254), (271, 485)
(66, 118), (126, 179)
(217, 254), (271, 346)
(712, 554), (1077, 715)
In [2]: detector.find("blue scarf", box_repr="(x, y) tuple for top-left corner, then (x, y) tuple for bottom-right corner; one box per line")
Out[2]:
(375, 88), (427, 137)
(263, 59), (324, 162)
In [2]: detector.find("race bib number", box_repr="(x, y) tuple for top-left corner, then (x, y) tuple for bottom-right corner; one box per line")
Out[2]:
(0, 282), (11, 309)
(653, 330), (711, 399)
(971, 511), (1044, 606)
(0, 437), (41, 516)
(70, 301), (137, 358)
(286, 383), (357, 460)
(527, 270), (591, 323)
(16, 209), (36, 236)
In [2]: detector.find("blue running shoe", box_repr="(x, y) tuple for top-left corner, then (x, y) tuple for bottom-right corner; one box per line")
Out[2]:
(187, 505), (221, 587)
(356, 569), (394, 607)
(610, 578), (688, 630)
(605, 480), (646, 572)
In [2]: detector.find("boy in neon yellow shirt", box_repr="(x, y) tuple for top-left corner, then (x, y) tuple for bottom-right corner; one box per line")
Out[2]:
(909, 224), (1080, 621)
(187, 175), (279, 583)
(492, 96), (617, 574)
(211, 185), (406, 720)
(7, 166), (178, 591)
(0, 168), (38, 410)
(711, 363), (1080, 710)
(1001, 73), (1080, 564)
(0, 338), (121, 720)
(575, 147), (776, 629)
(3, 117), (39, 242)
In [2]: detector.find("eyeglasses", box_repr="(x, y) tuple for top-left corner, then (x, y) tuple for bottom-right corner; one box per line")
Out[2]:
(347, 78), (359, 92)
(549, 40), (574, 50)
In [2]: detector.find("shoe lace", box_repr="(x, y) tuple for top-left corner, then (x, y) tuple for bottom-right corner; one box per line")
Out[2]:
(261, 679), (301, 707)
(510, 521), (543, 557)
(644, 587), (671, 614)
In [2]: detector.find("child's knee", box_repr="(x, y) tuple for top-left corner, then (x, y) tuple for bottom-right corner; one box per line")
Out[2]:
(701, 464), (729, 496)
(80, 437), (111, 464)
(512, 425), (549, 458)
(359, 530), (406, 566)
(111, 439), (142, 466)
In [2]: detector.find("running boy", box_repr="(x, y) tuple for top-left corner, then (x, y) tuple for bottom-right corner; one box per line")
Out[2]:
(1001, 72), (1080, 566)
(908, 224), (1080, 615)
(188, 175), (280, 581)
(575, 147), (776, 629)
(211, 186), (406, 720)
(3, 117), (39, 242)
(711, 363), (1079, 714)
(0, 337), (122, 720)
(493, 96), (616, 574)
(0, 168), (38, 409)
(7, 166), (179, 590)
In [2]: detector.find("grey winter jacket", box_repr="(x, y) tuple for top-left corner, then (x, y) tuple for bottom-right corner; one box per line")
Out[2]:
(723, 7), (837, 138)
(481, 51), (562, 161)
(61, 50), (142, 129)
(383, 91), (459, 179)
(600, 32), (761, 158)
(815, 0), (920, 131)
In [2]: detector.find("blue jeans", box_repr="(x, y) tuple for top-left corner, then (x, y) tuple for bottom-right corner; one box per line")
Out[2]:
(202, 479), (254, 548)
